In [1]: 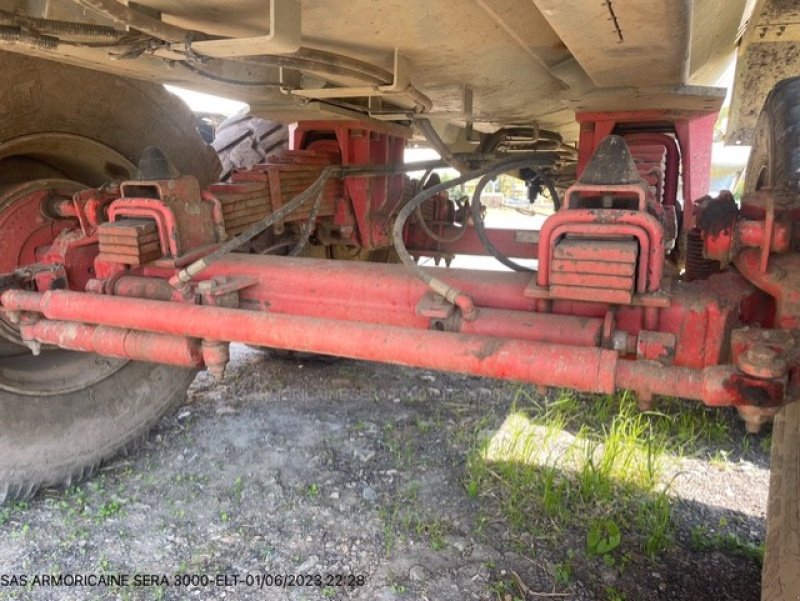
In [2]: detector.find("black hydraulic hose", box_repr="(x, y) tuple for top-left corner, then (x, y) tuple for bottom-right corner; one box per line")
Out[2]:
(171, 166), (336, 288)
(288, 185), (325, 256)
(412, 169), (470, 244)
(70, 0), (433, 113)
(469, 169), (560, 272)
(0, 25), (57, 50)
(524, 170), (561, 211)
(69, 1), (391, 83)
(392, 155), (554, 319)
(414, 202), (470, 244)
(0, 8), (123, 40)
(469, 173), (532, 272)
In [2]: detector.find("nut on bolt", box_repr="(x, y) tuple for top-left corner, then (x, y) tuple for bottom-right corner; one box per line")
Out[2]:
(736, 345), (787, 379)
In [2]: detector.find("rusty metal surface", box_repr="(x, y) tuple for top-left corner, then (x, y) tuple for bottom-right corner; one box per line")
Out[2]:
(3, 286), (776, 407)
(728, 0), (800, 144)
(0, 282), (772, 406)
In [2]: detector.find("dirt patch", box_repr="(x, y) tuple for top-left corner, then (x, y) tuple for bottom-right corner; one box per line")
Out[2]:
(0, 345), (769, 600)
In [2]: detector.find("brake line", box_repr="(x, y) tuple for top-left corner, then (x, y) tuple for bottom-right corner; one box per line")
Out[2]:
(413, 169), (470, 244)
(469, 169), (560, 272)
(288, 185), (325, 256)
(392, 155), (554, 319)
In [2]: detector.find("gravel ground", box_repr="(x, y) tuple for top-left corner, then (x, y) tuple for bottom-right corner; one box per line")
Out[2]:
(0, 345), (770, 600)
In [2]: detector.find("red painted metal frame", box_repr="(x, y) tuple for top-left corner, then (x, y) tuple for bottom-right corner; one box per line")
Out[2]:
(2, 286), (774, 407)
(19, 319), (203, 367)
(293, 120), (410, 249)
(405, 225), (539, 260)
(576, 109), (718, 231)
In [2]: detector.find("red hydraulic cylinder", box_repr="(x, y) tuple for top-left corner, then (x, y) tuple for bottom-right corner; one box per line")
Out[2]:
(19, 319), (203, 367)
(113, 275), (180, 301)
(198, 254), (540, 323)
(0, 289), (751, 405)
(3, 289), (618, 393)
(112, 274), (606, 348)
(455, 308), (604, 347)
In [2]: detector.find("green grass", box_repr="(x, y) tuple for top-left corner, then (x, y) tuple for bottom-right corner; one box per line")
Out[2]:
(0, 501), (28, 527)
(379, 482), (449, 554)
(96, 500), (124, 519)
(231, 476), (246, 503)
(465, 388), (737, 570)
(690, 525), (765, 563)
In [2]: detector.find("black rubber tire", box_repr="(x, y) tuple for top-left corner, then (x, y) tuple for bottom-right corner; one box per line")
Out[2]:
(744, 77), (800, 207)
(750, 76), (800, 601)
(0, 53), (221, 187)
(212, 111), (289, 180)
(0, 53), (217, 503)
(0, 363), (196, 503)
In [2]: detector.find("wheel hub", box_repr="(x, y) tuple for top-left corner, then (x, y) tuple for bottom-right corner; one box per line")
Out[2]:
(0, 178), (126, 395)
(0, 179), (85, 273)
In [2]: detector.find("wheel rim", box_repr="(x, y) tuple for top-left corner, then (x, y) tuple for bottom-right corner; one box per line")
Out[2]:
(0, 134), (133, 396)
(0, 133), (136, 187)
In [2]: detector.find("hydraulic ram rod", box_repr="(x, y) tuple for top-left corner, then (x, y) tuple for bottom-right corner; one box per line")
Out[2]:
(1, 289), (740, 404)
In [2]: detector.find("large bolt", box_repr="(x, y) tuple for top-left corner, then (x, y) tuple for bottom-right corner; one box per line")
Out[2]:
(736, 345), (787, 379)
(202, 340), (230, 381)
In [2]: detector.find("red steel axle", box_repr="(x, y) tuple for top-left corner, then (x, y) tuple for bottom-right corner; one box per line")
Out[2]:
(0, 288), (760, 407)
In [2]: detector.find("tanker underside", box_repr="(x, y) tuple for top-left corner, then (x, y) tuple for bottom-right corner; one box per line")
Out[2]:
(0, 0), (747, 143)
(0, 1), (800, 599)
